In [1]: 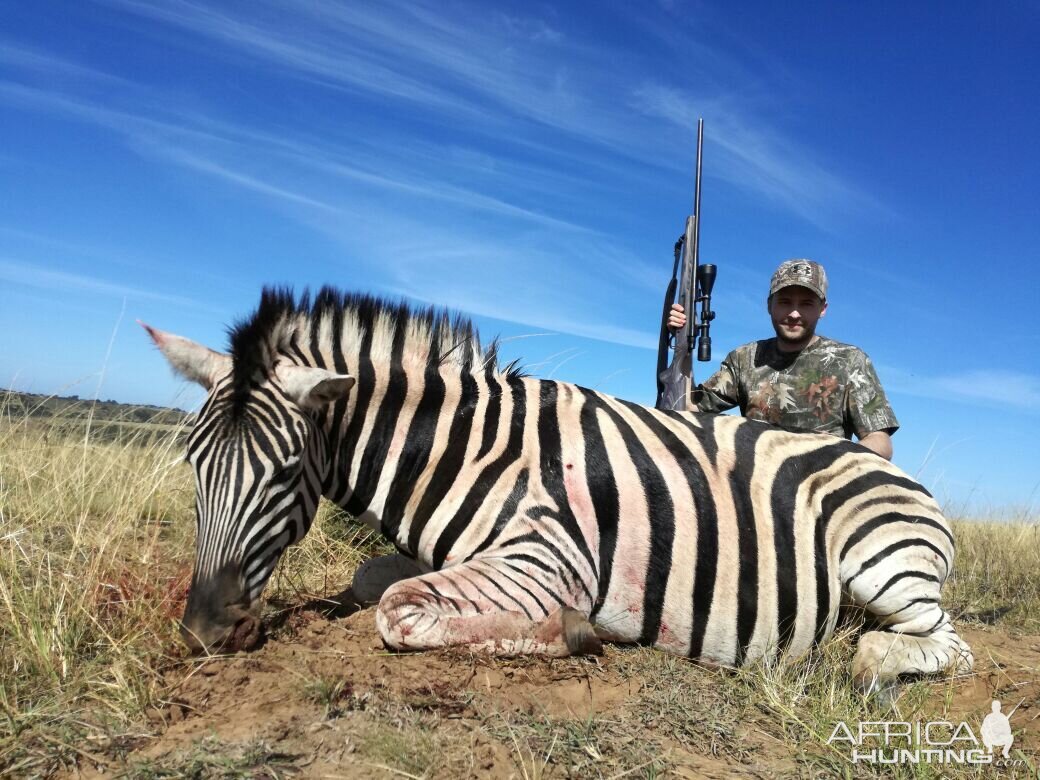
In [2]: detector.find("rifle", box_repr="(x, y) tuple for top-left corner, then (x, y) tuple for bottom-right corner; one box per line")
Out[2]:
(655, 118), (717, 412)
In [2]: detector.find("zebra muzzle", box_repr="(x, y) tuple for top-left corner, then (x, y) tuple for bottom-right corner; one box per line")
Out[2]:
(180, 608), (263, 654)
(180, 562), (265, 654)
(224, 611), (263, 652)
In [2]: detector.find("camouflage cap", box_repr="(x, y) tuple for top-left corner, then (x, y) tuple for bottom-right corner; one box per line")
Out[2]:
(769, 258), (828, 300)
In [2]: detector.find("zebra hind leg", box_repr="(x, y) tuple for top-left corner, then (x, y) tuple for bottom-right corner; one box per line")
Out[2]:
(374, 559), (601, 657)
(847, 565), (973, 692)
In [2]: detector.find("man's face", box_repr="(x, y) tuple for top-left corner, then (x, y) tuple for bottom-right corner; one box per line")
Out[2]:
(767, 285), (827, 347)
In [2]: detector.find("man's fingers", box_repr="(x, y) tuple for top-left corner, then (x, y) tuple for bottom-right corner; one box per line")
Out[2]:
(668, 303), (687, 329)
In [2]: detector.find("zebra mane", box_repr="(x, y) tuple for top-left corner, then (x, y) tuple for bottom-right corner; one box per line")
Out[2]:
(226, 286), (523, 413)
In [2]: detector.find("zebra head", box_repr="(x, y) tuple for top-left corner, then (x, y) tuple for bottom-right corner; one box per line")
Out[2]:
(143, 323), (354, 653)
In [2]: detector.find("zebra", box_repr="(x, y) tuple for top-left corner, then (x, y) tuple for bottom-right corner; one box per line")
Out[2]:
(143, 287), (972, 689)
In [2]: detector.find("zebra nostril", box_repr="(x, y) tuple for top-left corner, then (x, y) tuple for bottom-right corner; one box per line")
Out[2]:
(226, 613), (263, 652)
(178, 614), (261, 654)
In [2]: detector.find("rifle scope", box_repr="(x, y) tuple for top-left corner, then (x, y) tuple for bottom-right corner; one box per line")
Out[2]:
(696, 263), (716, 362)
(698, 263), (716, 296)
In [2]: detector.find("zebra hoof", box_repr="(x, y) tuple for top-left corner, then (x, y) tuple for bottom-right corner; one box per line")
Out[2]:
(562, 607), (603, 656)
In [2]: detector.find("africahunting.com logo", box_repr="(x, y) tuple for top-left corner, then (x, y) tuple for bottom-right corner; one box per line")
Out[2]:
(827, 700), (1025, 767)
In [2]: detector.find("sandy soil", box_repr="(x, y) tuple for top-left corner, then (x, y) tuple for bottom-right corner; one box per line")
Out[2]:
(63, 597), (1040, 779)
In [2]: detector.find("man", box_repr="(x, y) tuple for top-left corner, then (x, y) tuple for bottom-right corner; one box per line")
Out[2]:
(668, 259), (898, 460)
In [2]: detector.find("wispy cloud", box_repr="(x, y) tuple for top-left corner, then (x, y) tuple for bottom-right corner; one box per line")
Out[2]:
(5, 1), (881, 235)
(372, 229), (661, 350)
(0, 80), (218, 145)
(103, 0), (875, 226)
(885, 366), (1040, 412)
(0, 224), (242, 291)
(101, 0), (632, 155)
(159, 148), (345, 214)
(0, 9), (878, 353)
(0, 79), (596, 235)
(629, 83), (888, 227)
(0, 257), (211, 310)
(105, 0), (485, 118)
(286, 153), (596, 234)
(0, 6), (883, 347)
(933, 370), (1040, 409)
(0, 40), (126, 84)
(386, 281), (658, 351)
(0, 78), (654, 346)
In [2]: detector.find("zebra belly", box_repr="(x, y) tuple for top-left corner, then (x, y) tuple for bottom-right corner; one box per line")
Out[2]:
(592, 505), (839, 668)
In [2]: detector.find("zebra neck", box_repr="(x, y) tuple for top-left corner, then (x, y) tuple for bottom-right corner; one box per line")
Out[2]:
(324, 359), (487, 553)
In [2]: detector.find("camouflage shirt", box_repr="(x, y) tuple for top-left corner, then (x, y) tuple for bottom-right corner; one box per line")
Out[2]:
(691, 336), (899, 439)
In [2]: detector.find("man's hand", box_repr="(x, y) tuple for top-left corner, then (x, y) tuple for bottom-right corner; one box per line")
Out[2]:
(667, 303), (687, 332)
(858, 431), (893, 461)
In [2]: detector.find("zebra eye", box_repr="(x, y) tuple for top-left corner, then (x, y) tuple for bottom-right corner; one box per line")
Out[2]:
(271, 459), (300, 483)
(271, 467), (295, 485)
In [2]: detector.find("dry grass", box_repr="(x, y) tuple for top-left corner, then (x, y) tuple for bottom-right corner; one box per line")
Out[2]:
(0, 394), (385, 775)
(127, 736), (300, 779)
(946, 519), (1040, 633)
(0, 397), (194, 776)
(1, 392), (1037, 778)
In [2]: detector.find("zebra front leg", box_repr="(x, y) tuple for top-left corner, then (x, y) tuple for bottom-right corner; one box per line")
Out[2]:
(374, 558), (601, 657)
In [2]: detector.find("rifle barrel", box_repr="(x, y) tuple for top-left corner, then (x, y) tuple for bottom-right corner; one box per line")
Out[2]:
(693, 118), (703, 266)
(687, 119), (704, 355)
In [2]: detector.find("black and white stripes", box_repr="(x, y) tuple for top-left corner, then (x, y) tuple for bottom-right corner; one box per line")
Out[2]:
(150, 287), (972, 685)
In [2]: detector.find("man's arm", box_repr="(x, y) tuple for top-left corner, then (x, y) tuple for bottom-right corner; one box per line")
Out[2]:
(857, 430), (893, 460)
(847, 350), (899, 461)
(691, 351), (742, 413)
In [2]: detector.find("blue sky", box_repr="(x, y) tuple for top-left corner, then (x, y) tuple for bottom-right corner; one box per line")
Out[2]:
(2, 1), (1038, 515)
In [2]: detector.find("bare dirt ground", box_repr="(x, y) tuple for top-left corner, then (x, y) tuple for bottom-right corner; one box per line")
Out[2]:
(62, 594), (1040, 780)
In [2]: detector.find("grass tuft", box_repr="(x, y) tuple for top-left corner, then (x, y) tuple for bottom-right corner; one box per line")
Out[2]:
(128, 736), (299, 779)
(0, 393), (195, 776)
(945, 519), (1040, 632)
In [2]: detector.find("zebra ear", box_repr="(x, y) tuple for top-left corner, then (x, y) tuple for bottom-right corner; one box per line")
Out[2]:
(140, 321), (230, 390)
(275, 364), (356, 410)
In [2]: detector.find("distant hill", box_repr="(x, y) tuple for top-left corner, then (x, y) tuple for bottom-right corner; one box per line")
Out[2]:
(2, 390), (193, 428)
